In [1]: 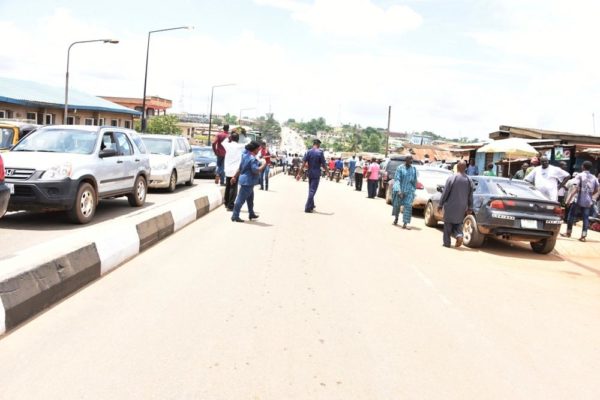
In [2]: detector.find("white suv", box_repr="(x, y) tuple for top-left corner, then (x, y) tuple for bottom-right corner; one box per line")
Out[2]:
(141, 134), (195, 192)
(3, 125), (151, 224)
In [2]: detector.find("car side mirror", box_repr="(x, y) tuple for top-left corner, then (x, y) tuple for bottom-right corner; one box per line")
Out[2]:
(99, 148), (118, 158)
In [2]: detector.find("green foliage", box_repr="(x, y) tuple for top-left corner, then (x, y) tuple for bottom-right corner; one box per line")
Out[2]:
(292, 117), (332, 135)
(135, 115), (182, 135)
(223, 113), (238, 125)
(254, 113), (282, 143)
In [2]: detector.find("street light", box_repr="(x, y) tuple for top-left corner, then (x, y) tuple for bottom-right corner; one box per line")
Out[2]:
(64, 39), (119, 124)
(208, 83), (236, 144)
(239, 107), (256, 124)
(141, 26), (193, 132)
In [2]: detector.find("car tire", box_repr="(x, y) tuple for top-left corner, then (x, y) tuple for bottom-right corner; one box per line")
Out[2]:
(168, 170), (177, 192)
(127, 175), (147, 207)
(530, 237), (556, 254)
(424, 202), (437, 227)
(463, 215), (484, 248)
(185, 167), (194, 186)
(67, 182), (96, 224)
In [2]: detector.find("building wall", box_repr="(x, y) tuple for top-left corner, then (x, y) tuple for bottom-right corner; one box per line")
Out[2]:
(0, 101), (135, 128)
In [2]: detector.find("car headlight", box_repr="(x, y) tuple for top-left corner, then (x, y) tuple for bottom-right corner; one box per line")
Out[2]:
(152, 163), (168, 170)
(42, 163), (72, 180)
(208, 162), (217, 167)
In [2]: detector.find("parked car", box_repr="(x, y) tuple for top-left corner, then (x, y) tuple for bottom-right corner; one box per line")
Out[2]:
(191, 145), (217, 178)
(423, 176), (563, 254)
(378, 155), (423, 198)
(0, 153), (10, 218)
(0, 121), (40, 151)
(3, 125), (150, 224)
(384, 166), (452, 207)
(141, 134), (195, 191)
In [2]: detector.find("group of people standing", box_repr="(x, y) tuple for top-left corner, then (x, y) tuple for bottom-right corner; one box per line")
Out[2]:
(211, 124), (273, 223)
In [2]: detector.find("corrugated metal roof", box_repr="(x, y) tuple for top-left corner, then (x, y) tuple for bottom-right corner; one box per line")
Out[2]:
(0, 77), (140, 116)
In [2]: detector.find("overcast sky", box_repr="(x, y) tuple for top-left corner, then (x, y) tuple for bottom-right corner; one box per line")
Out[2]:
(1, 0), (600, 138)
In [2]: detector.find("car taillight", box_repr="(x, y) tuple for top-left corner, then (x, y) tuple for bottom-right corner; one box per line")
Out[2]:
(490, 200), (505, 209)
(416, 181), (424, 190)
(0, 156), (4, 181)
(553, 206), (563, 216)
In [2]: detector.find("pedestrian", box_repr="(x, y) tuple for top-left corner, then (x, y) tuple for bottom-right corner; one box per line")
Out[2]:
(283, 153), (289, 173)
(211, 124), (229, 186)
(513, 162), (529, 180)
(299, 139), (328, 213)
(557, 161), (569, 205)
(328, 158), (335, 177)
(482, 163), (496, 176)
(526, 157), (539, 175)
(291, 154), (301, 176)
(524, 156), (570, 202)
(354, 155), (364, 191)
(438, 161), (473, 248)
(259, 141), (271, 191)
(391, 155), (418, 228)
(466, 159), (479, 176)
(231, 141), (267, 223)
(222, 131), (246, 211)
(366, 159), (380, 199)
(348, 155), (357, 186)
(561, 161), (599, 241)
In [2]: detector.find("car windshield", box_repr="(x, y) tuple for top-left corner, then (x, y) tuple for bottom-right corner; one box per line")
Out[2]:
(143, 138), (172, 155)
(386, 160), (403, 174)
(1, 128), (15, 148)
(193, 148), (214, 159)
(487, 180), (547, 200)
(12, 128), (97, 154)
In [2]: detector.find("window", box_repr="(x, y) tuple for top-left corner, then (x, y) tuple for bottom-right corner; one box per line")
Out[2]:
(44, 114), (54, 125)
(111, 119), (119, 127)
(0, 110), (7, 118)
(84, 118), (94, 126)
(115, 132), (133, 156)
(26, 112), (37, 122)
(66, 116), (75, 125)
(124, 120), (131, 129)
(98, 118), (105, 126)
(178, 138), (191, 153)
(101, 132), (117, 152)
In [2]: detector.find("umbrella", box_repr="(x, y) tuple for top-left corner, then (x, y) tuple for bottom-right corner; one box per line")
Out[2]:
(477, 138), (538, 176)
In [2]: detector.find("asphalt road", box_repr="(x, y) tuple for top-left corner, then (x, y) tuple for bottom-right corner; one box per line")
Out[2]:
(0, 174), (599, 399)
(0, 178), (215, 258)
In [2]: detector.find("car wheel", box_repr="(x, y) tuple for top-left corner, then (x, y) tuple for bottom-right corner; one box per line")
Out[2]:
(168, 170), (177, 192)
(127, 175), (147, 207)
(463, 215), (484, 248)
(67, 182), (96, 224)
(185, 167), (194, 186)
(530, 237), (556, 254)
(424, 202), (437, 227)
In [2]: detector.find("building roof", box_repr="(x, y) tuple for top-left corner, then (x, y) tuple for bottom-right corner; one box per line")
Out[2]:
(0, 77), (140, 116)
(490, 125), (600, 145)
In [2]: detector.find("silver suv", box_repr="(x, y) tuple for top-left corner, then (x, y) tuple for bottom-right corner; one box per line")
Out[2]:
(3, 125), (150, 224)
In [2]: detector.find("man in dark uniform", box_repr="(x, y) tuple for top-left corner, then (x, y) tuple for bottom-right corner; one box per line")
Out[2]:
(298, 139), (328, 213)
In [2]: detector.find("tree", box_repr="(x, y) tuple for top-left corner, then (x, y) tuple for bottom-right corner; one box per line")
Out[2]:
(223, 113), (237, 125)
(135, 115), (181, 135)
(255, 113), (282, 143)
(363, 134), (383, 153)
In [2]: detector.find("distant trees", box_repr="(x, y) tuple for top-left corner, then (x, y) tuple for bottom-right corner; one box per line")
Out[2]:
(254, 113), (282, 143)
(135, 115), (181, 135)
(223, 113), (238, 125)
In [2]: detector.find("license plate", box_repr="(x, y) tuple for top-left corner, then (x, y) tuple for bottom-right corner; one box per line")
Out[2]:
(6, 183), (14, 194)
(521, 219), (538, 229)
(194, 167), (200, 173)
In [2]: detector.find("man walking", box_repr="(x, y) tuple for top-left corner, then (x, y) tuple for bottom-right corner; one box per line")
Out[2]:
(348, 155), (356, 187)
(259, 141), (272, 191)
(366, 159), (380, 199)
(438, 161), (473, 248)
(354, 156), (364, 191)
(211, 124), (229, 186)
(561, 161), (599, 241)
(299, 139), (328, 213)
(524, 156), (570, 202)
(222, 131), (245, 211)
(391, 155), (417, 228)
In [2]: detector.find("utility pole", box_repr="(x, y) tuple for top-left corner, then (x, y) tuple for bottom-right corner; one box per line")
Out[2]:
(385, 105), (391, 157)
(593, 113), (596, 134)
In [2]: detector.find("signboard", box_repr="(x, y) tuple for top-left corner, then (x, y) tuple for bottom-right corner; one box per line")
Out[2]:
(554, 147), (564, 160)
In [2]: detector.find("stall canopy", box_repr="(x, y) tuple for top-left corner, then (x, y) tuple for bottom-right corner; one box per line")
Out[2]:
(477, 138), (538, 158)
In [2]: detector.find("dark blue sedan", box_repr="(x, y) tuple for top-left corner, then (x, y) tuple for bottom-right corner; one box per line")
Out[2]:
(191, 146), (217, 178)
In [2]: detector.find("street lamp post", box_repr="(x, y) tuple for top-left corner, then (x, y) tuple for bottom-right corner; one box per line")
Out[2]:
(65, 39), (119, 124)
(239, 107), (256, 124)
(208, 83), (235, 144)
(141, 26), (193, 132)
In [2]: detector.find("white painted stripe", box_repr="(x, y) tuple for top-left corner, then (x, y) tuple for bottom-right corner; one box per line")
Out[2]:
(409, 264), (453, 307)
(95, 225), (140, 275)
(171, 199), (197, 231)
(0, 296), (5, 335)
(207, 187), (223, 211)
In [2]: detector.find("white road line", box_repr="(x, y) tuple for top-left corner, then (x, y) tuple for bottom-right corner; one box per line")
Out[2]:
(409, 264), (453, 306)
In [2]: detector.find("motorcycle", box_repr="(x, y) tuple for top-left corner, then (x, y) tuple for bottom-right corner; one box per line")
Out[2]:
(333, 168), (341, 183)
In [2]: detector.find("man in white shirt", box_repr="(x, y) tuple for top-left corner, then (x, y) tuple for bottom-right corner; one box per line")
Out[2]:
(524, 156), (570, 202)
(222, 132), (246, 211)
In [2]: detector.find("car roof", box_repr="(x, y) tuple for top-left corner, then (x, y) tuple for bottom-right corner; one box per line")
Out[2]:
(141, 133), (184, 140)
(416, 166), (453, 173)
(191, 145), (212, 150)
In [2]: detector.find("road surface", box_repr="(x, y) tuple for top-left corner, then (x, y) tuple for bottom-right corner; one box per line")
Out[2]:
(0, 174), (599, 399)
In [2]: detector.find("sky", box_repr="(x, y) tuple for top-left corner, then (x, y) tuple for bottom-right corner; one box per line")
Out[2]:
(1, 0), (600, 139)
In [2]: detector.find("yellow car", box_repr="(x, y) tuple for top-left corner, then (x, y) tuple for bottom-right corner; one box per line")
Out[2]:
(0, 121), (39, 151)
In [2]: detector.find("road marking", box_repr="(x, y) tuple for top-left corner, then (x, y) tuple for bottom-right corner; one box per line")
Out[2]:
(409, 264), (453, 306)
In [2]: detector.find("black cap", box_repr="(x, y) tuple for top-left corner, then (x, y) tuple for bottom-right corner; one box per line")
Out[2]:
(313, 139), (322, 145)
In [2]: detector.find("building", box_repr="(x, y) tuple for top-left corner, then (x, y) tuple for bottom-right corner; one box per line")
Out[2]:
(100, 96), (172, 118)
(0, 77), (140, 128)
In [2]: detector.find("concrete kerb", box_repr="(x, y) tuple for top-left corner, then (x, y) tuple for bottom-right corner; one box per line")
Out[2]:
(0, 185), (224, 336)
